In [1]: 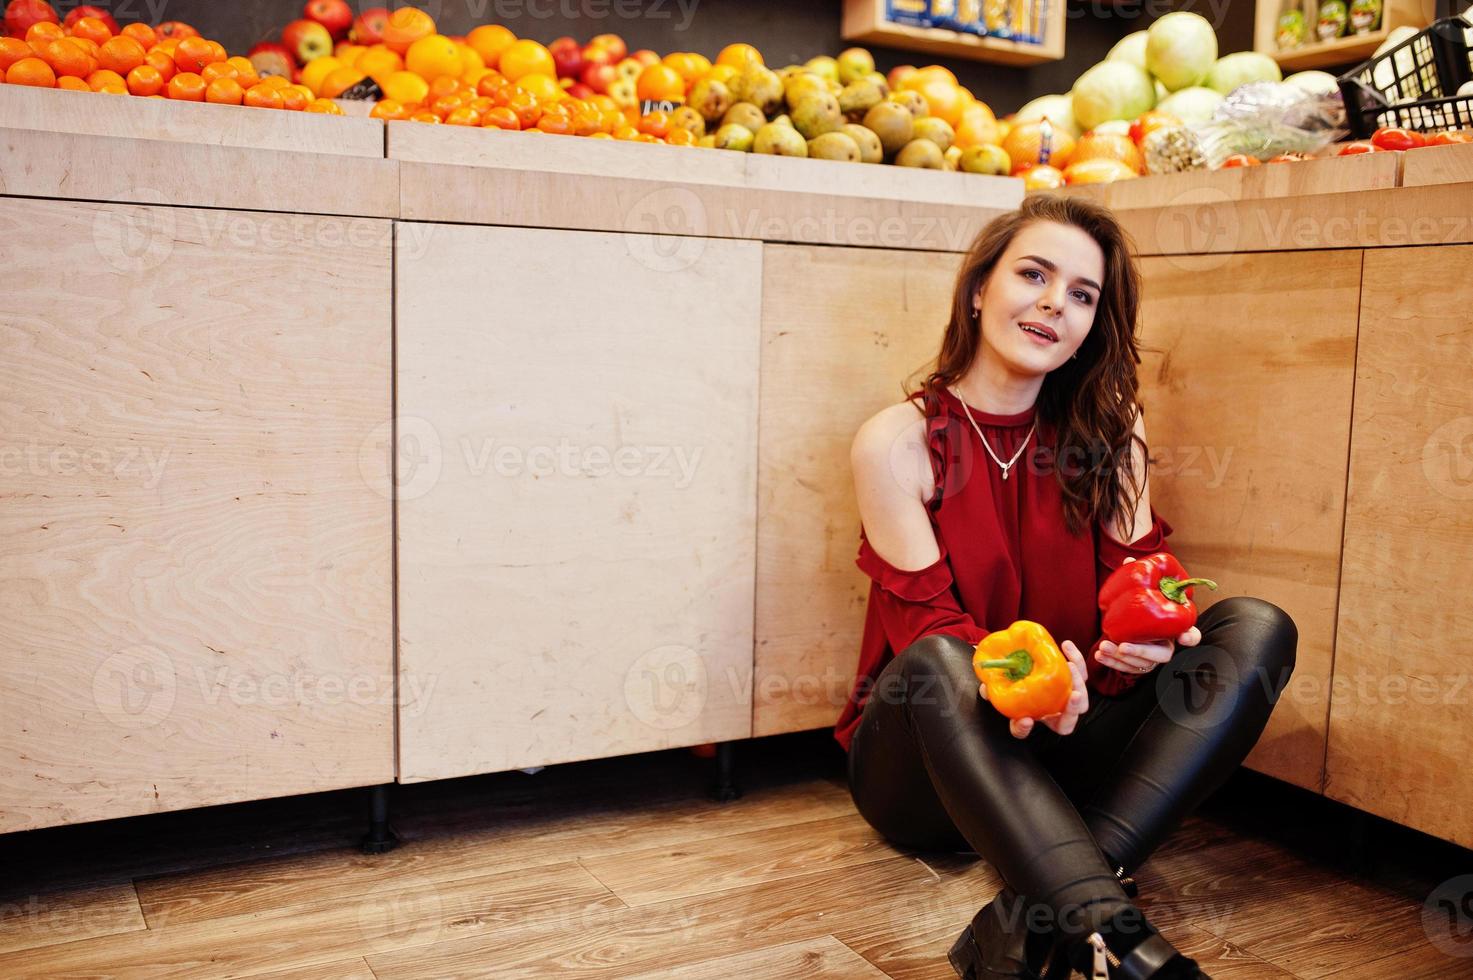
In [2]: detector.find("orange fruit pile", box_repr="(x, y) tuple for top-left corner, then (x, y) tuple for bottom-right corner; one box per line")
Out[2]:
(0, 6), (342, 113)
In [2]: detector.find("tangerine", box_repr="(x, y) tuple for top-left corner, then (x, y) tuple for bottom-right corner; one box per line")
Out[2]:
(0, 38), (33, 70)
(466, 24), (515, 68)
(165, 70), (205, 100)
(716, 43), (763, 68)
(56, 74), (90, 89)
(304, 97), (344, 114)
(357, 46), (402, 80)
(408, 110), (440, 122)
(67, 15), (113, 45)
(319, 66), (365, 98)
(497, 38), (553, 82)
(205, 76), (243, 104)
(405, 33), (461, 81)
(637, 109), (670, 137)
(635, 62), (684, 102)
(243, 81), (284, 109)
(379, 69), (429, 104)
(369, 98), (407, 120)
(125, 63), (164, 96)
(143, 49), (175, 81)
(8, 56), (55, 86)
(26, 22), (65, 48)
(43, 38), (92, 77)
(476, 72), (508, 97)
(535, 113), (573, 134)
(482, 105), (519, 130)
(515, 71), (560, 102)
(95, 34), (144, 75)
(444, 105), (480, 126)
(662, 51), (708, 84)
(426, 75), (461, 100)
(85, 67), (124, 89)
(279, 85), (309, 110)
(199, 61), (238, 84)
(381, 7), (436, 55)
(173, 36), (214, 73)
(120, 23), (157, 49)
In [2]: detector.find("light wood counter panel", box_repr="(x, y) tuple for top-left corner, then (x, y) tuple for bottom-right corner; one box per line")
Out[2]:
(752, 245), (962, 737)
(0, 85), (384, 157)
(0, 127), (399, 218)
(395, 224), (761, 781)
(0, 198), (394, 833)
(1327, 244), (1473, 850)
(1135, 251), (1363, 793)
(1399, 141), (1473, 188)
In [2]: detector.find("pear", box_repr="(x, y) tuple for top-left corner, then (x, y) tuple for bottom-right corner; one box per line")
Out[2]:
(913, 117), (955, 153)
(721, 102), (767, 133)
(944, 145), (963, 171)
(864, 71), (890, 96)
(838, 78), (884, 116)
(668, 106), (706, 137)
(895, 138), (945, 168)
(791, 93), (842, 140)
(712, 123), (755, 151)
(754, 120), (809, 156)
(697, 134), (718, 149)
(732, 64), (783, 116)
(805, 55), (839, 82)
(888, 90), (928, 119)
(784, 72), (829, 109)
(837, 47), (876, 86)
(808, 131), (863, 162)
(960, 143), (1011, 175)
(842, 123), (884, 163)
(863, 101), (915, 157)
(686, 78), (732, 125)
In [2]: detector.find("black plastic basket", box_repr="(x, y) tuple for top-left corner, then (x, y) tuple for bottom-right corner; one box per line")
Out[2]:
(1336, 17), (1473, 138)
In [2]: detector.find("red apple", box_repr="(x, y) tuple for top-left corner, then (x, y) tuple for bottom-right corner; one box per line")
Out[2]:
(580, 61), (616, 94)
(155, 21), (198, 40)
(551, 42), (584, 79)
(566, 82), (595, 100)
(63, 5), (118, 34)
(5, 0), (57, 37)
(303, 0), (352, 39)
(349, 6), (388, 44)
(631, 49), (659, 67)
(248, 41), (297, 80)
(588, 33), (626, 62)
(282, 18), (332, 63)
(581, 43), (614, 68)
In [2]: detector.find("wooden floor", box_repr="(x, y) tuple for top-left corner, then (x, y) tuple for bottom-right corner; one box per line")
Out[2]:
(1, 731), (1469, 979)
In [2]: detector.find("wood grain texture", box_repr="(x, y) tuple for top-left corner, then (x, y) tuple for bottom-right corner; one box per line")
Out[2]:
(0, 127), (399, 217)
(1135, 251), (1363, 792)
(1061, 151), (1402, 210)
(1327, 244), (1473, 850)
(622, 935), (888, 979)
(395, 224), (761, 779)
(752, 245), (963, 738)
(243, 957), (379, 980)
(0, 85), (384, 157)
(1399, 139), (1473, 188)
(0, 883), (145, 955)
(0, 197), (394, 832)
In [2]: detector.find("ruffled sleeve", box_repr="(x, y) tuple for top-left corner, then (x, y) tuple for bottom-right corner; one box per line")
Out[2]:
(1088, 507), (1176, 696)
(856, 530), (990, 655)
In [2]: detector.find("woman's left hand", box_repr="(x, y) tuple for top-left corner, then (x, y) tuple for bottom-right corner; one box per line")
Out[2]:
(1094, 626), (1201, 675)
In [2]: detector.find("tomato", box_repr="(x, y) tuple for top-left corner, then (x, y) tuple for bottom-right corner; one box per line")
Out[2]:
(1267, 152), (1312, 163)
(1426, 130), (1473, 146)
(1337, 141), (1384, 155)
(1220, 154), (1261, 167)
(1370, 127), (1426, 151)
(1129, 109), (1180, 147)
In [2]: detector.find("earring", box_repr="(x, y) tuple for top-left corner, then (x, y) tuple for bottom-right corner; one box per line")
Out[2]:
(1071, 352), (1079, 360)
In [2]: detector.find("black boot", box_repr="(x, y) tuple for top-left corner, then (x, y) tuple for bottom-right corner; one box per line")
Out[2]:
(1064, 907), (1212, 979)
(948, 885), (1057, 980)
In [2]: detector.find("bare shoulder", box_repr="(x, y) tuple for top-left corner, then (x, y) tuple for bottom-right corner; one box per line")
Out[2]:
(851, 398), (932, 505)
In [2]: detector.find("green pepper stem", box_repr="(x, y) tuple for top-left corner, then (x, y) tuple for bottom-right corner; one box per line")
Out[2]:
(976, 649), (1033, 682)
(1160, 576), (1218, 604)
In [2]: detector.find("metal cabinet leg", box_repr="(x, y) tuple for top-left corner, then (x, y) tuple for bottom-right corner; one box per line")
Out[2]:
(360, 783), (400, 854)
(712, 741), (741, 802)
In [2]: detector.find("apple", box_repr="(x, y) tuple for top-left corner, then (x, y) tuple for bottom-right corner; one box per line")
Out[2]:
(614, 57), (642, 84)
(349, 7), (389, 44)
(630, 49), (659, 67)
(63, 5), (118, 34)
(581, 44), (613, 69)
(551, 42), (584, 79)
(283, 18), (332, 63)
(607, 76), (637, 109)
(580, 61), (617, 94)
(887, 64), (917, 90)
(155, 21), (198, 39)
(566, 82), (595, 100)
(249, 41), (297, 80)
(5, 0), (58, 38)
(588, 33), (626, 62)
(303, 0), (352, 39)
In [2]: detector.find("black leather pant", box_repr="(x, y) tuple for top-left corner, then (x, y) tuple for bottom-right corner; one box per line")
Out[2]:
(847, 596), (1297, 954)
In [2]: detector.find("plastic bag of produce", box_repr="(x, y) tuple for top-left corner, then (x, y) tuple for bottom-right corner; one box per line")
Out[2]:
(1196, 80), (1347, 166)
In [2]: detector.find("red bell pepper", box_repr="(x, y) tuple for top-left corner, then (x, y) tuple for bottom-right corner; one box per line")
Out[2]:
(1098, 552), (1217, 644)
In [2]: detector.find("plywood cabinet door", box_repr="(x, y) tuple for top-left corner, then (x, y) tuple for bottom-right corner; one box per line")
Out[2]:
(1136, 252), (1363, 793)
(753, 244), (963, 738)
(396, 225), (761, 781)
(1328, 245), (1473, 849)
(0, 199), (395, 832)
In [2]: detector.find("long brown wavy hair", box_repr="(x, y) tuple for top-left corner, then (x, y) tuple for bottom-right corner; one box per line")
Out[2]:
(910, 194), (1150, 539)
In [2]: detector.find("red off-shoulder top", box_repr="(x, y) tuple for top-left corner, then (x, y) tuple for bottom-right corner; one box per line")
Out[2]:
(834, 386), (1175, 752)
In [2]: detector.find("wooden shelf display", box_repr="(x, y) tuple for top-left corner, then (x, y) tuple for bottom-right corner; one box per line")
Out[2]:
(1254, 0), (1428, 71)
(842, 0), (1064, 66)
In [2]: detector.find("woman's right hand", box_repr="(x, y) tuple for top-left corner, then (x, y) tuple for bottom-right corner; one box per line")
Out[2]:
(978, 639), (1090, 738)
